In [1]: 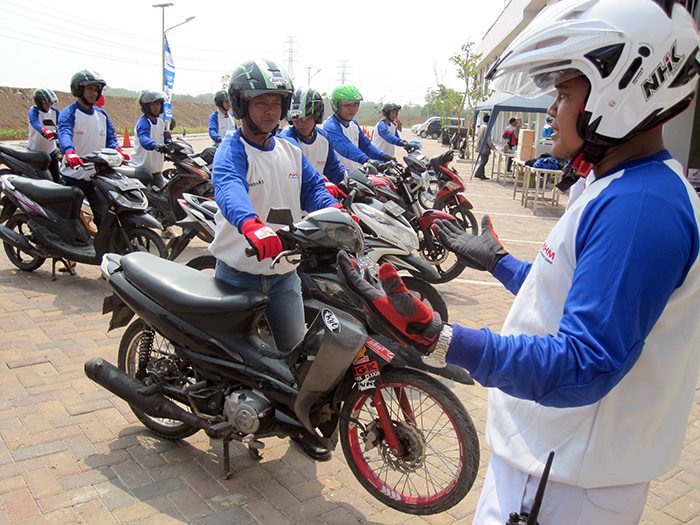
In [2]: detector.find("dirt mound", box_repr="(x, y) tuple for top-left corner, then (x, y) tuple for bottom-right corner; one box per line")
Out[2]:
(0, 86), (213, 133)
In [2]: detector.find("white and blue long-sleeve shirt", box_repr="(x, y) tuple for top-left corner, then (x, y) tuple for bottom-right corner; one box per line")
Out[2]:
(57, 102), (118, 180)
(372, 119), (404, 156)
(130, 114), (169, 174)
(27, 105), (60, 155)
(446, 150), (700, 488)
(208, 129), (338, 275)
(278, 126), (347, 184)
(322, 114), (386, 171)
(208, 110), (237, 144)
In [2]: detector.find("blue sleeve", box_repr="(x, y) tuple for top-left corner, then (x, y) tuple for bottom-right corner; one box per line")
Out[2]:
(28, 107), (43, 132)
(300, 154), (339, 212)
(447, 173), (699, 408)
(211, 132), (257, 231)
(357, 126), (387, 160)
(317, 129), (346, 184)
(492, 254), (531, 295)
(136, 116), (156, 151)
(98, 109), (118, 149)
(377, 120), (404, 147)
(323, 117), (370, 164)
(57, 105), (76, 152)
(209, 112), (220, 143)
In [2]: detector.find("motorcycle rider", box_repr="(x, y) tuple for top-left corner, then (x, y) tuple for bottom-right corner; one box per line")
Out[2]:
(322, 85), (394, 171)
(58, 70), (129, 228)
(339, 0), (700, 522)
(130, 89), (171, 190)
(372, 102), (412, 157)
(278, 86), (347, 199)
(209, 89), (238, 145)
(27, 88), (61, 183)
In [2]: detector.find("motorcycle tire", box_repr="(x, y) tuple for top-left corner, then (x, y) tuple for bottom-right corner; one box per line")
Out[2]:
(420, 205), (478, 284)
(118, 319), (201, 440)
(109, 227), (168, 258)
(400, 277), (448, 323)
(185, 254), (216, 276)
(3, 213), (46, 271)
(340, 367), (479, 515)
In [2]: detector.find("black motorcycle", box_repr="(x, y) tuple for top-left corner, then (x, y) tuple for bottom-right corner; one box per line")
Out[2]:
(0, 149), (167, 278)
(86, 207), (479, 515)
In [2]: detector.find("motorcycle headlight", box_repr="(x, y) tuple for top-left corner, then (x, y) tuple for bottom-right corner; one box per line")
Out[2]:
(318, 220), (364, 255)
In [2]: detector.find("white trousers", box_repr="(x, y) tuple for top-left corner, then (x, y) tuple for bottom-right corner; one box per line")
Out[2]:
(474, 454), (649, 525)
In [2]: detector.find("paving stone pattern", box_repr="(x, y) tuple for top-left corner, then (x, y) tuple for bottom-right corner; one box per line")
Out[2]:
(0, 136), (699, 523)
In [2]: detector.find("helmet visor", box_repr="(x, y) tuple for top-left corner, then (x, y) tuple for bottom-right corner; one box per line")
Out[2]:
(490, 61), (583, 98)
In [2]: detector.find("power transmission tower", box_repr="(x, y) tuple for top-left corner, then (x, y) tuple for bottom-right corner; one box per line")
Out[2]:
(285, 36), (297, 81)
(338, 60), (349, 85)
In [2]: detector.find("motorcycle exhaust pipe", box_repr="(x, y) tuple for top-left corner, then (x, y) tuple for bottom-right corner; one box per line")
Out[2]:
(0, 224), (43, 256)
(84, 357), (210, 431)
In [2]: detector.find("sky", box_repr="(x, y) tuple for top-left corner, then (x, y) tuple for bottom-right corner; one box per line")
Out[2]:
(0, 0), (505, 105)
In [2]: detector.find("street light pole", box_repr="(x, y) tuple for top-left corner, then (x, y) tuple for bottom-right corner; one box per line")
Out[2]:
(152, 3), (173, 92)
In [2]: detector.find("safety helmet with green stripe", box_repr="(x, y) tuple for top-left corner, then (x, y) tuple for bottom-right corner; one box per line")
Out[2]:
(228, 59), (293, 122)
(331, 85), (363, 114)
(33, 88), (57, 107)
(287, 86), (324, 124)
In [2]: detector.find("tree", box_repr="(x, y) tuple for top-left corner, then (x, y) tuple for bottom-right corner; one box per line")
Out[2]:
(450, 41), (492, 155)
(220, 74), (230, 89)
(425, 86), (461, 131)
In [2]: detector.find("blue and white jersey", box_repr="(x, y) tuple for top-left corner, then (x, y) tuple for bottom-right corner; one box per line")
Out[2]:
(542, 123), (553, 138)
(27, 105), (60, 155)
(322, 114), (386, 171)
(208, 129), (338, 276)
(57, 102), (118, 180)
(446, 150), (700, 488)
(208, 110), (237, 144)
(130, 114), (168, 174)
(278, 126), (347, 184)
(372, 119), (403, 156)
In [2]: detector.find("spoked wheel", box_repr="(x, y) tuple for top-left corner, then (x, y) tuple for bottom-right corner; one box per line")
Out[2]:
(2, 213), (46, 271)
(110, 228), (168, 258)
(402, 277), (448, 323)
(419, 205), (478, 284)
(340, 367), (479, 515)
(118, 319), (200, 440)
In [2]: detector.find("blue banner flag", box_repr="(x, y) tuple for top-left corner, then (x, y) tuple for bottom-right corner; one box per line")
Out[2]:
(163, 35), (175, 120)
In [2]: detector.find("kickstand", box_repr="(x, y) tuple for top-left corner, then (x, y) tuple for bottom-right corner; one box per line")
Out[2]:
(51, 258), (76, 280)
(221, 435), (232, 479)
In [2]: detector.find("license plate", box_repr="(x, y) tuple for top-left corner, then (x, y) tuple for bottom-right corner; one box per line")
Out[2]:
(115, 178), (144, 191)
(356, 255), (377, 271)
(193, 156), (208, 167)
(382, 200), (404, 217)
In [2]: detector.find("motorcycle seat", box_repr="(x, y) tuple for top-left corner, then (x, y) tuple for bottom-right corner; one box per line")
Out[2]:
(0, 144), (51, 170)
(119, 252), (269, 314)
(11, 177), (83, 204)
(115, 166), (153, 185)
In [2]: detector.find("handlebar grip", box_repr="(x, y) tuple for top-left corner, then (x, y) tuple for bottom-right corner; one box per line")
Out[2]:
(245, 247), (257, 258)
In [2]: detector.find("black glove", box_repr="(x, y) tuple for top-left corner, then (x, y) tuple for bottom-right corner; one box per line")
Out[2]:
(154, 143), (169, 154)
(383, 154), (397, 163)
(433, 216), (508, 273)
(336, 251), (442, 350)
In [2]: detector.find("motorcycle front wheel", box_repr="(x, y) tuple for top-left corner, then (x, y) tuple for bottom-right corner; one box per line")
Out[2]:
(118, 319), (201, 440)
(340, 367), (479, 515)
(110, 227), (168, 258)
(3, 213), (46, 271)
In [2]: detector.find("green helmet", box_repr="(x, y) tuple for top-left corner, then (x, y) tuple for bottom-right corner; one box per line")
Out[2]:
(331, 85), (363, 114)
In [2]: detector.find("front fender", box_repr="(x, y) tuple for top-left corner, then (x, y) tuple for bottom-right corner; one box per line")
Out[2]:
(380, 253), (440, 281)
(418, 209), (455, 232)
(120, 212), (162, 231)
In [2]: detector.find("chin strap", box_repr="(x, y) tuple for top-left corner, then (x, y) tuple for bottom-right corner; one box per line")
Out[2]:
(556, 142), (607, 192)
(244, 115), (277, 144)
(79, 96), (94, 109)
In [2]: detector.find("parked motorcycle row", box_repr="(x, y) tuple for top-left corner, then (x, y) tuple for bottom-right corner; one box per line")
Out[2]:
(0, 133), (485, 514)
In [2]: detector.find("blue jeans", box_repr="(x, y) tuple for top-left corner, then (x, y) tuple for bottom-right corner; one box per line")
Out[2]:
(214, 260), (305, 352)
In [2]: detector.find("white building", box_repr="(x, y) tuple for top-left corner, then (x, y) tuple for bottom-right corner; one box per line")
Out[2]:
(475, 0), (700, 175)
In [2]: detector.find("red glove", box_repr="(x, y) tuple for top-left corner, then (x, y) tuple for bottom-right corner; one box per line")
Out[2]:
(332, 203), (360, 224)
(337, 251), (442, 349)
(325, 181), (347, 200)
(241, 217), (283, 261)
(64, 150), (84, 169)
(116, 147), (130, 163)
(41, 128), (55, 140)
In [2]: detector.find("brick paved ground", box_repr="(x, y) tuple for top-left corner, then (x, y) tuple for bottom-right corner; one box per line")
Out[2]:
(0, 136), (699, 523)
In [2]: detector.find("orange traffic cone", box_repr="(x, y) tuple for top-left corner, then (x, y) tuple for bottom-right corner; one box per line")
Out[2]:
(122, 127), (131, 148)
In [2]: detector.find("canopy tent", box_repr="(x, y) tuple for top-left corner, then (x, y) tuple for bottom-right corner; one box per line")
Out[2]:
(472, 93), (556, 176)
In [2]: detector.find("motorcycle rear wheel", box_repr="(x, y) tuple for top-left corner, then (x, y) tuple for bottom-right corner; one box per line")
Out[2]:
(118, 319), (201, 440)
(3, 213), (46, 271)
(340, 367), (479, 515)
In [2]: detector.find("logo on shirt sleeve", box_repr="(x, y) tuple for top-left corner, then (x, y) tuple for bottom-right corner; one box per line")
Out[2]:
(539, 242), (556, 264)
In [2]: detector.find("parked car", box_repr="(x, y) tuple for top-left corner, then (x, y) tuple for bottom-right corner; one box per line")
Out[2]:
(415, 117), (441, 138)
(417, 117), (469, 140)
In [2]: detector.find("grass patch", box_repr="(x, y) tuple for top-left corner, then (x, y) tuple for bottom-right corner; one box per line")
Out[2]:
(0, 129), (28, 140)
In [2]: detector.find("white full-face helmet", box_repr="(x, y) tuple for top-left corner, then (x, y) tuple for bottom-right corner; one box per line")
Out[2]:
(486, 0), (700, 185)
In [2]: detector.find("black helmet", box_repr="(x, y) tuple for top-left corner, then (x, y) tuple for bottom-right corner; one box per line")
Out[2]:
(382, 102), (401, 119)
(33, 88), (57, 107)
(287, 86), (324, 124)
(214, 90), (229, 109)
(228, 59), (293, 122)
(139, 89), (166, 116)
(70, 70), (106, 99)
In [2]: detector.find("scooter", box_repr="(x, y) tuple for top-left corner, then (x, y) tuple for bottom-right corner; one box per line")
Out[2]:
(86, 206), (479, 515)
(0, 149), (167, 279)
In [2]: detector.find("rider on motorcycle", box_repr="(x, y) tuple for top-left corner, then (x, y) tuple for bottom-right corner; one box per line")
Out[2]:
(27, 88), (61, 183)
(372, 102), (412, 158)
(208, 89), (238, 145)
(130, 89), (171, 190)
